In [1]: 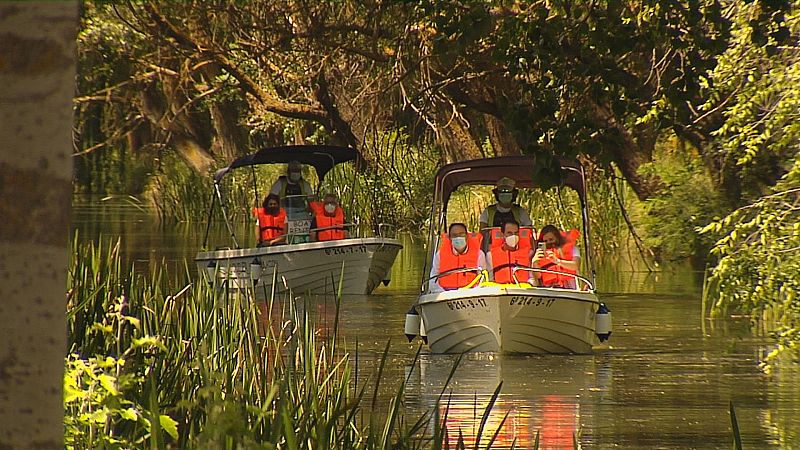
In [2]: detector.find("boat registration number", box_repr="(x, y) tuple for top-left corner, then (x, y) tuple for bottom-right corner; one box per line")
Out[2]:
(288, 219), (311, 234)
(325, 245), (367, 255)
(446, 298), (488, 310)
(509, 296), (556, 307)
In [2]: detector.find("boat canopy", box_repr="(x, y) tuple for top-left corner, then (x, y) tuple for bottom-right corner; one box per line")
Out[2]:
(434, 155), (587, 208)
(213, 145), (360, 183)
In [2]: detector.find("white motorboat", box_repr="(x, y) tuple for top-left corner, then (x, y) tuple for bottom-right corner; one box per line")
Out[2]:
(404, 156), (611, 354)
(196, 145), (402, 297)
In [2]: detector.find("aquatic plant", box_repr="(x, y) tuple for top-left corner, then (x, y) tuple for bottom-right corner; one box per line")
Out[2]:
(66, 236), (521, 448)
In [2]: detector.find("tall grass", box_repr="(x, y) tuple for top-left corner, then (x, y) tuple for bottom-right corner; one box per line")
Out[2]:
(66, 236), (522, 448)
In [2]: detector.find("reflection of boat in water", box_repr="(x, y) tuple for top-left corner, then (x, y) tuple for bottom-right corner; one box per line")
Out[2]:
(405, 156), (612, 353)
(404, 354), (598, 449)
(196, 145), (402, 296)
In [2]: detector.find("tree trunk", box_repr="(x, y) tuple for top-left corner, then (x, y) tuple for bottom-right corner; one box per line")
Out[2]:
(139, 81), (216, 173)
(0, 2), (77, 448)
(434, 101), (483, 163)
(483, 113), (522, 156)
(590, 100), (663, 201)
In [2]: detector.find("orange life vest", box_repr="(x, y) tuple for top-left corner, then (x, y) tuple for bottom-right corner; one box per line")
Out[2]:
(537, 229), (579, 287)
(309, 202), (346, 241)
(253, 207), (286, 243)
(490, 228), (532, 284)
(438, 232), (483, 290)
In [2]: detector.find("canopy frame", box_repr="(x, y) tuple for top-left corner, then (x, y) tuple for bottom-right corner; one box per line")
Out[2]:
(422, 156), (596, 291)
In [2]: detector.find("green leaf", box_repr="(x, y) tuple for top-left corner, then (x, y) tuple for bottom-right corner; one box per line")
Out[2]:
(121, 407), (139, 421)
(88, 408), (109, 424)
(98, 374), (119, 396)
(159, 415), (179, 440)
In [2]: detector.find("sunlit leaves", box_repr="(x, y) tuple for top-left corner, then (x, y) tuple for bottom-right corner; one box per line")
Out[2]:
(702, 161), (800, 364)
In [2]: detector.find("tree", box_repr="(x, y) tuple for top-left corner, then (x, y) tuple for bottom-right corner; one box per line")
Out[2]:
(0, 2), (77, 448)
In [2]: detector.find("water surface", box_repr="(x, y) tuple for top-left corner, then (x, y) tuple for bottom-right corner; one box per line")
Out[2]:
(72, 198), (799, 449)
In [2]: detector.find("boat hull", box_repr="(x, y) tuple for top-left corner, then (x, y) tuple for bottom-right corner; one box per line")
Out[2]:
(196, 237), (402, 297)
(416, 286), (601, 354)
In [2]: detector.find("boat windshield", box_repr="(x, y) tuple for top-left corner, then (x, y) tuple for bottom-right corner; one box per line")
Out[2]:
(283, 194), (313, 244)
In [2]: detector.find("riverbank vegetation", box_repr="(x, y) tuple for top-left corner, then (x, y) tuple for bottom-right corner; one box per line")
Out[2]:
(74, 1), (799, 358)
(69, 236), (539, 448)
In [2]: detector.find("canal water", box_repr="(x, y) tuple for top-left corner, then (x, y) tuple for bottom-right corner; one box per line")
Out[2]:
(72, 198), (800, 449)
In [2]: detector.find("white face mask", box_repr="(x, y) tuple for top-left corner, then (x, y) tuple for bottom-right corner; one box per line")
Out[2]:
(451, 236), (467, 251)
(324, 203), (336, 214)
(498, 192), (513, 204)
(504, 234), (519, 248)
(289, 172), (301, 182)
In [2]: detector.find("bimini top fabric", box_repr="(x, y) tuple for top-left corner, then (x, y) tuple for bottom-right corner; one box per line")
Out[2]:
(433, 155), (587, 208)
(213, 145), (360, 183)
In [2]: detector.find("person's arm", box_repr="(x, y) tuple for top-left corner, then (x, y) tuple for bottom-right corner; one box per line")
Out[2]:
(270, 221), (289, 245)
(309, 216), (318, 242)
(547, 248), (580, 271)
(531, 246), (545, 267)
(477, 250), (487, 270)
(526, 249), (537, 284)
(485, 251), (494, 281)
(478, 208), (489, 230)
(429, 251), (443, 293)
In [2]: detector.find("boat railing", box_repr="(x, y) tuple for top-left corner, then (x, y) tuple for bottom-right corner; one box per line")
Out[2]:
(511, 267), (595, 291)
(423, 267), (488, 291)
(308, 223), (355, 234)
(376, 223), (397, 239)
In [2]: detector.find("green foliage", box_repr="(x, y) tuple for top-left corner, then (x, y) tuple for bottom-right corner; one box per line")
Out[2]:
(145, 130), (438, 232)
(703, 1), (800, 203)
(149, 153), (216, 223)
(66, 236), (517, 448)
(702, 161), (800, 364)
(323, 131), (440, 234)
(638, 142), (727, 262)
(700, 0), (800, 364)
(65, 295), (176, 449)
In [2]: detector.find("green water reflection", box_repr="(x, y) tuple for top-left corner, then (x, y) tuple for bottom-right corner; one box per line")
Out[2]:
(71, 198), (799, 449)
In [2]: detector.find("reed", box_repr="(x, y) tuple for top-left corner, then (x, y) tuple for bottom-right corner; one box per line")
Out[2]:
(66, 236), (520, 448)
(730, 402), (743, 450)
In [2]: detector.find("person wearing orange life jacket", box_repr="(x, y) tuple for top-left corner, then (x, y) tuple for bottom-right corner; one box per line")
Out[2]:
(429, 223), (488, 293)
(309, 193), (348, 242)
(252, 193), (288, 246)
(532, 224), (581, 289)
(486, 219), (535, 284)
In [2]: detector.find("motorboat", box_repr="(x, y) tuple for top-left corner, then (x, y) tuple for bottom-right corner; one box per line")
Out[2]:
(196, 145), (402, 297)
(404, 156), (611, 353)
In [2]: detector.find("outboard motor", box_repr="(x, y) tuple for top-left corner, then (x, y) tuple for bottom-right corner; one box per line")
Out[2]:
(404, 307), (421, 342)
(596, 303), (612, 342)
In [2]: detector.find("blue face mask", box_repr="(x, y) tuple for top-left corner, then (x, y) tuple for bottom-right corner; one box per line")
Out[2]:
(498, 192), (513, 204)
(451, 236), (467, 251)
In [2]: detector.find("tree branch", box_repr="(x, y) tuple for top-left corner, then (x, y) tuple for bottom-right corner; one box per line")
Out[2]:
(142, 1), (329, 123)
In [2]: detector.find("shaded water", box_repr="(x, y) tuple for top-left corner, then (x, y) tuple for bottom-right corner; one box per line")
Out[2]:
(72, 198), (800, 449)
